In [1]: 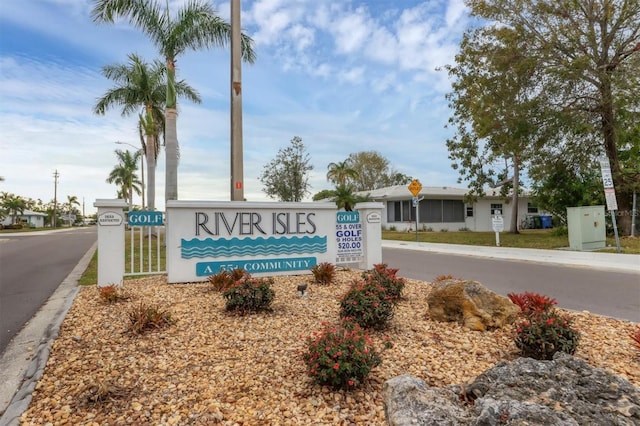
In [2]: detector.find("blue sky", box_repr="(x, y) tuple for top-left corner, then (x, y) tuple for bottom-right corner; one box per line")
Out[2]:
(0, 0), (472, 213)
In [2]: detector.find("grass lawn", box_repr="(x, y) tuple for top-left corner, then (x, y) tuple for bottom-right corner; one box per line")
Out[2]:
(382, 229), (640, 254)
(79, 228), (165, 286)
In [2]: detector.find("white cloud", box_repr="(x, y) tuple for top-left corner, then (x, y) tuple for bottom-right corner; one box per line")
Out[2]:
(0, 0), (471, 214)
(331, 7), (373, 54)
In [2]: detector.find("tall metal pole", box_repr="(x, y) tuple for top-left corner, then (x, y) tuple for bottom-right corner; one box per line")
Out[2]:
(230, 0), (244, 201)
(53, 170), (59, 229)
(632, 191), (637, 237)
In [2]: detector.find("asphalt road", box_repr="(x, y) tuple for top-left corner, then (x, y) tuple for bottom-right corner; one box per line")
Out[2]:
(0, 227), (97, 353)
(382, 247), (640, 322)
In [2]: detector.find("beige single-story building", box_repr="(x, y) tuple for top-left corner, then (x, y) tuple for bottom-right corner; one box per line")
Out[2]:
(1, 210), (47, 228)
(361, 185), (546, 232)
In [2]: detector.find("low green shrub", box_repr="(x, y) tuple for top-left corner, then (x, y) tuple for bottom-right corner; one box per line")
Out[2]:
(550, 226), (568, 237)
(311, 262), (336, 285)
(223, 276), (275, 313)
(339, 280), (395, 329)
(514, 310), (580, 360)
(302, 320), (382, 389)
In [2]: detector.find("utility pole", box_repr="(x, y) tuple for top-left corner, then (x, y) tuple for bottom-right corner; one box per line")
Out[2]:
(53, 170), (59, 229)
(230, 0), (244, 201)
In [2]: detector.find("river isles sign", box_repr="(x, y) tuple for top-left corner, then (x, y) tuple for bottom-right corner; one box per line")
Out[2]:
(166, 201), (338, 282)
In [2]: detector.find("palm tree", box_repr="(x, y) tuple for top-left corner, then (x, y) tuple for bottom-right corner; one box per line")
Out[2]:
(107, 149), (143, 211)
(331, 185), (371, 212)
(94, 53), (199, 210)
(1, 193), (27, 225)
(92, 0), (256, 203)
(327, 161), (359, 186)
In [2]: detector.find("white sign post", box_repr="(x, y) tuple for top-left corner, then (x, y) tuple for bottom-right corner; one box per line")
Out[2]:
(599, 157), (621, 253)
(492, 214), (504, 247)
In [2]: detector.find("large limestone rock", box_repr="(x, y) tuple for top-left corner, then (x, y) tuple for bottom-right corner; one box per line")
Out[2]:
(426, 279), (519, 331)
(383, 375), (473, 426)
(383, 353), (640, 426)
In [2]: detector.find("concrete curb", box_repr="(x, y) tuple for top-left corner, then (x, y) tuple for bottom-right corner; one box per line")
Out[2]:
(0, 241), (97, 426)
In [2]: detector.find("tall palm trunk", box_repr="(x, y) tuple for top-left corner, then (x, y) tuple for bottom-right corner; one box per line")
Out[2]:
(145, 132), (156, 210)
(165, 108), (178, 201)
(165, 58), (178, 202)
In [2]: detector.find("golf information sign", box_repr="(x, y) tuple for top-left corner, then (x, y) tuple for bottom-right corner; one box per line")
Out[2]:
(336, 211), (362, 264)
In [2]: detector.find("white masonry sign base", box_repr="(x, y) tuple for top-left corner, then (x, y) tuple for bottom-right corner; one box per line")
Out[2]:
(94, 199), (383, 286)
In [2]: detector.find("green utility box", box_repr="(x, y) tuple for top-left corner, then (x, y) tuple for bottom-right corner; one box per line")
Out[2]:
(566, 206), (606, 251)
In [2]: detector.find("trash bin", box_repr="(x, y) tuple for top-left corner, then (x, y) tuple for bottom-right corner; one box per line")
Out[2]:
(532, 215), (542, 229)
(540, 215), (553, 229)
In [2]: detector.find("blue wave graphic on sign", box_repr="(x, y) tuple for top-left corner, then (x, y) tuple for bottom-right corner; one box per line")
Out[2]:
(181, 235), (327, 259)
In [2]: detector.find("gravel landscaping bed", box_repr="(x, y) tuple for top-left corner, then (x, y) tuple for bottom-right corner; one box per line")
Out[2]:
(20, 270), (639, 425)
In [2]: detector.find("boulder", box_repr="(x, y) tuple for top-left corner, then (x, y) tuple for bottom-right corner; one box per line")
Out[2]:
(383, 375), (472, 426)
(383, 353), (640, 426)
(426, 279), (519, 331)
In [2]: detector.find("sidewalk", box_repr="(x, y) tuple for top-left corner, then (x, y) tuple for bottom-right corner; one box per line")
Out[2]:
(382, 240), (640, 274)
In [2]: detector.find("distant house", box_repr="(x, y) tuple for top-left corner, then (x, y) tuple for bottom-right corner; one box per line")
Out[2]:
(360, 185), (543, 232)
(1, 210), (47, 228)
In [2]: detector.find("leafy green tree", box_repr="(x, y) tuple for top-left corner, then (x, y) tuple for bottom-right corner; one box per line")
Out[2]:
(107, 149), (143, 211)
(345, 151), (409, 191)
(92, 0), (256, 203)
(380, 172), (412, 188)
(531, 161), (604, 225)
(1, 193), (27, 225)
(465, 0), (640, 235)
(445, 24), (546, 233)
(259, 136), (313, 202)
(326, 161), (358, 186)
(94, 53), (199, 210)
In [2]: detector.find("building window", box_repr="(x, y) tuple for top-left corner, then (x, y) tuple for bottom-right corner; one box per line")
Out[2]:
(466, 205), (474, 217)
(388, 199), (465, 223)
(527, 203), (539, 214)
(491, 203), (503, 215)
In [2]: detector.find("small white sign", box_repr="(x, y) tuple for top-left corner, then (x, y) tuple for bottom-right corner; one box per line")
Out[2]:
(492, 216), (504, 232)
(599, 158), (618, 211)
(604, 188), (618, 211)
(98, 211), (123, 226)
(366, 212), (381, 223)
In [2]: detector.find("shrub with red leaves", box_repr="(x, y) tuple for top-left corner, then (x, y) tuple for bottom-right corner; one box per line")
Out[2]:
(508, 292), (557, 316)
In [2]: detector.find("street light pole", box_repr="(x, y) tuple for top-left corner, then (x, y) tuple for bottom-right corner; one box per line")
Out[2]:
(115, 141), (145, 209)
(230, 0), (244, 201)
